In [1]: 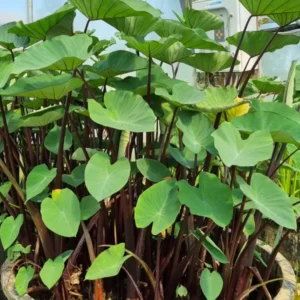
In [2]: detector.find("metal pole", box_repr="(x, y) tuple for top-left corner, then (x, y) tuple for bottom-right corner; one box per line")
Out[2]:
(27, 0), (33, 23)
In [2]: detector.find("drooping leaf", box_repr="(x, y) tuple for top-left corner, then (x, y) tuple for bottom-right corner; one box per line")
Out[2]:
(237, 174), (296, 229)
(154, 19), (226, 51)
(85, 152), (130, 201)
(85, 243), (130, 280)
(270, 12), (300, 26)
(227, 31), (300, 57)
(136, 159), (172, 182)
(71, 148), (99, 161)
(63, 164), (86, 188)
(168, 145), (207, 169)
(193, 229), (228, 263)
(15, 266), (34, 296)
(69, 0), (161, 20)
(0, 74), (82, 100)
(178, 173), (233, 227)
(9, 4), (76, 41)
(93, 38), (116, 56)
(283, 60), (298, 107)
(181, 8), (223, 31)
(21, 105), (79, 127)
(26, 164), (57, 201)
(177, 285), (188, 297)
(0, 214), (24, 250)
(212, 122), (273, 167)
(119, 34), (179, 58)
(80, 196), (100, 221)
(0, 22), (29, 50)
(200, 269), (223, 300)
(135, 179), (181, 235)
(252, 78), (285, 94)
(0, 182), (12, 198)
(88, 91), (155, 132)
(104, 15), (159, 37)
(177, 111), (213, 153)
(91, 50), (149, 78)
(40, 256), (64, 289)
(155, 83), (205, 106)
(44, 125), (73, 155)
(41, 189), (81, 237)
(0, 35), (93, 87)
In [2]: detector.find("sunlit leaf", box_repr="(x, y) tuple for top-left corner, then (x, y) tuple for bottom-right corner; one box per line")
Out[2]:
(40, 255), (64, 289)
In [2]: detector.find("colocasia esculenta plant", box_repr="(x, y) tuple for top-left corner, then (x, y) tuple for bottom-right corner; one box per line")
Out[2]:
(0, 0), (300, 299)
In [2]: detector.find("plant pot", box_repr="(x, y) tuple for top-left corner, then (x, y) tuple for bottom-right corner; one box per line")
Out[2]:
(257, 240), (296, 300)
(1, 260), (33, 300)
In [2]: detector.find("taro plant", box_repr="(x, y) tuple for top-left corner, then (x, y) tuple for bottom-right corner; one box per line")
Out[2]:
(0, 0), (300, 299)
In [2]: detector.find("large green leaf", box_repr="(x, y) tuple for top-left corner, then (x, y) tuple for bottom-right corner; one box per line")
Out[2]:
(104, 15), (159, 37)
(177, 173), (233, 227)
(154, 19), (226, 51)
(44, 125), (73, 155)
(15, 266), (34, 296)
(88, 91), (155, 132)
(237, 173), (296, 229)
(227, 31), (300, 57)
(193, 229), (228, 263)
(0, 111), (21, 133)
(9, 4), (76, 41)
(85, 244), (129, 280)
(212, 122), (273, 167)
(232, 100), (300, 145)
(119, 34), (179, 58)
(0, 22), (29, 50)
(180, 52), (238, 73)
(239, 0), (300, 15)
(269, 12), (300, 26)
(26, 164), (57, 201)
(155, 83), (205, 106)
(177, 111), (213, 153)
(85, 152), (130, 201)
(80, 196), (100, 221)
(21, 105), (78, 127)
(40, 256), (64, 289)
(135, 179), (181, 235)
(0, 74), (82, 100)
(63, 164), (86, 188)
(0, 35), (93, 87)
(91, 50), (149, 78)
(195, 86), (243, 113)
(69, 0), (161, 20)
(0, 215), (23, 250)
(181, 9), (223, 31)
(252, 78), (285, 94)
(41, 189), (81, 237)
(136, 159), (171, 182)
(200, 269), (223, 300)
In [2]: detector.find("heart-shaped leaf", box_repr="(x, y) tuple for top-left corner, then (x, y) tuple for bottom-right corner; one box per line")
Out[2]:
(15, 266), (34, 296)
(212, 122), (273, 167)
(85, 243), (130, 280)
(62, 164), (86, 188)
(200, 269), (223, 300)
(155, 83), (205, 106)
(88, 91), (155, 132)
(177, 111), (213, 153)
(136, 159), (171, 182)
(80, 196), (100, 221)
(9, 4), (76, 41)
(237, 174), (296, 230)
(44, 125), (73, 155)
(26, 164), (57, 201)
(0, 22), (29, 50)
(178, 173), (233, 227)
(0, 74), (82, 100)
(0, 214), (23, 250)
(91, 50), (149, 78)
(135, 179), (181, 235)
(227, 31), (300, 57)
(85, 152), (130, 201)
(69, 0), (161, 20)
(41, 189), (81, 237)
(40, 255), (64, 289)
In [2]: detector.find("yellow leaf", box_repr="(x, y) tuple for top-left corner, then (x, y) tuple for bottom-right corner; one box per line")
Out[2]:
(52, 189), (61, 200)
(222, 97), (249, 122)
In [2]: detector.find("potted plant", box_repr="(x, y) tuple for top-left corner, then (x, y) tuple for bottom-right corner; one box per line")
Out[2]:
(0, 0), (299, 299)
